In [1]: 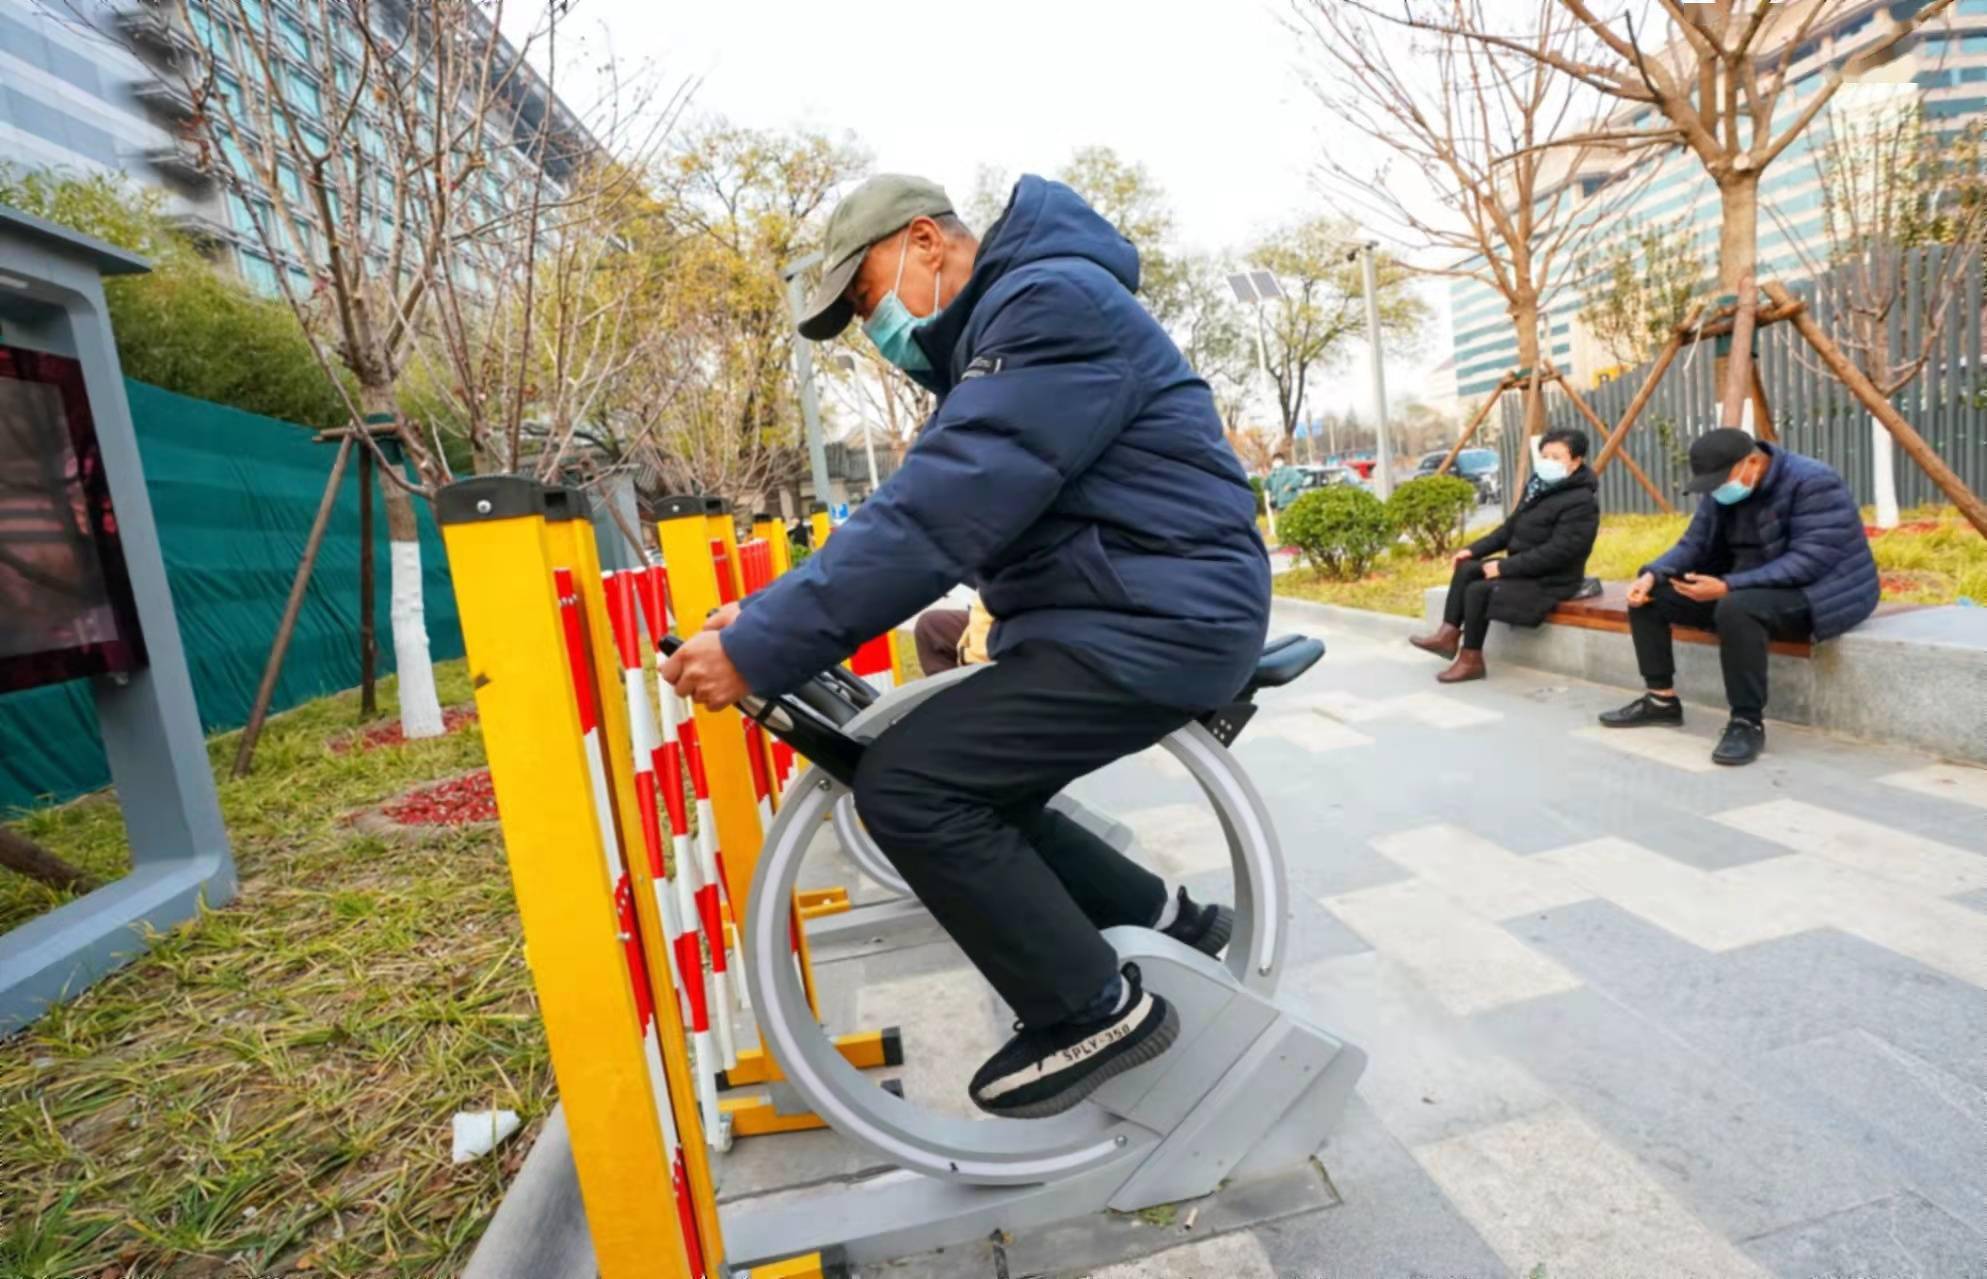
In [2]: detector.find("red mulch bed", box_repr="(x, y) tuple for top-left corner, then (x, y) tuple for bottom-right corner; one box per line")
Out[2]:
(382, 769), (498, 827)
(1866, 520), (1941, 537)
(332, 706), (478, 754)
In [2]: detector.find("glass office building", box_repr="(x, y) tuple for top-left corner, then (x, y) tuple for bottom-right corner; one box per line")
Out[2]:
(0, 0), (591, 291)
(1448, 0), (1987, 398)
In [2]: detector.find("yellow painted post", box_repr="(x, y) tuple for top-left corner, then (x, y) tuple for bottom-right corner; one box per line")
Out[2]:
(543, 497), (725, 1256)
(809, 507), (831, 551)
(655, 497), (764, 927)
(753, 512), (792, 576)
(435, 477), (696, 1279)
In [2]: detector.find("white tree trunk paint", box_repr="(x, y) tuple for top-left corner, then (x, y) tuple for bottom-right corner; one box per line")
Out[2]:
(391, 538), (445, 738)
(1870, 414), (1900, 530)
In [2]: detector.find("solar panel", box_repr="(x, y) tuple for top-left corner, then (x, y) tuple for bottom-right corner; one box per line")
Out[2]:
(1250, 270), (1284, 299)
(1225, 272), (1258, 303)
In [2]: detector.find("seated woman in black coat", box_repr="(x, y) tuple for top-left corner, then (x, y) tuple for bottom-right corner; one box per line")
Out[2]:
(1410, 428), (1601, 683)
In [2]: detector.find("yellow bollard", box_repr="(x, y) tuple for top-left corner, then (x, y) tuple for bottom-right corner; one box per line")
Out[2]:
(542, 501), (728, 1249)
(655, 496), (764, 917)
(437, 478), (708, 1279)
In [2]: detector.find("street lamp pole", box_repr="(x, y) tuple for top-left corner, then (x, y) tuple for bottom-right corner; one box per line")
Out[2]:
(1355, 242), (1394, 499)
(781, 252), (835, 511)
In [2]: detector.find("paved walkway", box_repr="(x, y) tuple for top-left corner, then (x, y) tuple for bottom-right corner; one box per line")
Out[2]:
(1051, 602), (1987, 1279)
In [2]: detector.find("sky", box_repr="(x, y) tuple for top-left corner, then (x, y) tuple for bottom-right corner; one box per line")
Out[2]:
(512, 0), (1455, 424)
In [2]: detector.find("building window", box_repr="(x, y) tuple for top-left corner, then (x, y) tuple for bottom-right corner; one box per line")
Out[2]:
(283, 68), (322, 115)
(240, 249), (280, 294)
(1891, 0), (1926, 19)
(279, 14), (308, 58)
(226, 191), (260, 236)
(1838, 12), (1873, 38)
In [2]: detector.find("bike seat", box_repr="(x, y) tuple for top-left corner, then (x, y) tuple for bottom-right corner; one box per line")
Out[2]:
(1244, 633), (1324, 695)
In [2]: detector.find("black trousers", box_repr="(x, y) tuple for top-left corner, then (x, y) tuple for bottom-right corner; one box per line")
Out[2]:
(1441, 560), (1498, 650)
(1628, 580), (1813, 720)
(853, 643), (1178, 1028)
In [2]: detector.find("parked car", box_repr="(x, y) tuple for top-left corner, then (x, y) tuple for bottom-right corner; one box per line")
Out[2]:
(1414, 447), (1501, 504)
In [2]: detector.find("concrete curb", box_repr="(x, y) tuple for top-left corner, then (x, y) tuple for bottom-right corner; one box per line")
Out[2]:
(462, 1104), (596, 1279)
(1270, 595), (1424, 643)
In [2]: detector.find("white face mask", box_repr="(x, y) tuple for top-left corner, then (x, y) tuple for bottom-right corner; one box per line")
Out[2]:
(1535, 457), (1569, 484)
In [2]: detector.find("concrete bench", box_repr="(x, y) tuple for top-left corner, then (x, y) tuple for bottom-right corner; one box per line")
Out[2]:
(1422, 583), (1987, 764)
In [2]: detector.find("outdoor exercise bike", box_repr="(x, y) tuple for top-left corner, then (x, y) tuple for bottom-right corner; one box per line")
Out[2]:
(662, 633), (1369, 1269)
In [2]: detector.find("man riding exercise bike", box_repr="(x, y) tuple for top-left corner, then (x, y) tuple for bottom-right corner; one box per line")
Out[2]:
(663, 172), (1271, 1119)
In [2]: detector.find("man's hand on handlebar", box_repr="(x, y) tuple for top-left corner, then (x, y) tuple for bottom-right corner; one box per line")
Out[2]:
(661, 601), (750, 711)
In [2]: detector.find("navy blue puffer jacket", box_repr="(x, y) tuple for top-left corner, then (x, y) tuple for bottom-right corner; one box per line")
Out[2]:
(720, 175), (1271, 711)
(1645, 444), (1879, 639)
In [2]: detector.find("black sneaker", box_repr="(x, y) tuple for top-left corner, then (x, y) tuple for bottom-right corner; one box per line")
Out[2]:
(968, 964), (1179, 1119)
(1160, 887), (1233, 958)
(1598, 693), (1684, 728)
(1712, 718), (1765, 766)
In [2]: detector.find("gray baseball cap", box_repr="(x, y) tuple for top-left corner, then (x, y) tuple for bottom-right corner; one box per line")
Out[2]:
(797, 174), (954, 341)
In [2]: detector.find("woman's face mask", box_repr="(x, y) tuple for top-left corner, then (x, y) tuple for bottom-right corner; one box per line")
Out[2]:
(861, 229), (942, 373)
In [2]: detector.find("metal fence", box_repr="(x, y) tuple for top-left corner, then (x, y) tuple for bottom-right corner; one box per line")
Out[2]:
(1498, 250), (1987, 514)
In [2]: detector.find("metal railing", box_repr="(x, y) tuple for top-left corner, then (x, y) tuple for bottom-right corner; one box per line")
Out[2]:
(1499, 250), (1987, 513)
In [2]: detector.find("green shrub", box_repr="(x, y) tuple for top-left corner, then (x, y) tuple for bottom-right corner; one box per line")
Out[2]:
(1248, 474), (1267, 517)
(0, 166), (351, 429)
(1387, 474), (1478, 558)
(1279, 485), (1392, 580)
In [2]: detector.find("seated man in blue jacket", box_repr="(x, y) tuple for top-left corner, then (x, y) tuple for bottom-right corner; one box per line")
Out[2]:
(663, 174), (1271, 1117)
(1598, 427), (1879, 765)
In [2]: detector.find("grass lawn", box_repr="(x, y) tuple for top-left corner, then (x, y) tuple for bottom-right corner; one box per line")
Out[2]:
(1275, 505), (1987, 618)
(0, 663), (549, 1279)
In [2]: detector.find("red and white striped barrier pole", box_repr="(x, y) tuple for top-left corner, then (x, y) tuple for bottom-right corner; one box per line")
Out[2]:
(849, 632), (896, 694)
(604, 570), (723, 1143)
(741, 717), (777, 834)
(677, 709), (742, 1063)
(552, 569), (706, 1278)
(636, 565), (740, 1069)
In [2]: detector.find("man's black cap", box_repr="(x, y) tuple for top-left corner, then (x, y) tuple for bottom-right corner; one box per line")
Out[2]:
(1682, 427), (1759, 494)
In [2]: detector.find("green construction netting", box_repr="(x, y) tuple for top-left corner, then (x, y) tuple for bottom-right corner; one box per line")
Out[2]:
(0, 380), (464, 813)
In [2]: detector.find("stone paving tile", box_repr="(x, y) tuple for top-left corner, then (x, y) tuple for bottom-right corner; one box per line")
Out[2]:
(1252, 1099), (1507, 1279)
(1415, 1104), (1769, 1278)
(1718, 853), (1987, 988)
(1284, 952), (1557, 1150)
(1957, 887), (1987, 914)
(1880, 761), (1987, 811)
(1322, 877), (1582, 1016)
(1474, 987), (1885, 1242)
(1601, 811), (1812, 873)
(1715, 797), (1987, 896)
(1573, 722), (1724, 773)
(1369, 823), (1590, 920)
(1534, 837), (1817, 951)
(1752, 1029), (1987, 1237)
(1070, 1229), (1278, 1278)
(1509, 901), (1987, 1094)
(1237, 708), (1373, 756)
(1270, 893), (1372, 970)
(1738, 1191), (1987, 1279)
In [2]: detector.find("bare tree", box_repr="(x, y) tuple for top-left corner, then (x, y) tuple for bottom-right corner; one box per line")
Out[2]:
(1790, 89), (1987, 395)
(406, 70), (696, 484)
(816, 335), (930, 460)
(1778, 86), (1987, 522)
(87, 0), (601, 737)
(1295, 0), (1654, 441)
(1385, 0), (1960, 307)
